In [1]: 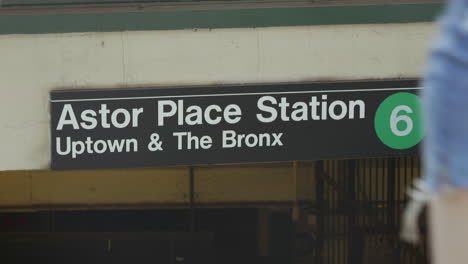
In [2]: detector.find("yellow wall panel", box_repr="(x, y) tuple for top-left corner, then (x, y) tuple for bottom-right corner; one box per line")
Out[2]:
(195, 164), (294, 203)
(30, 168), (190, 206)
(0, 171), (31, 207)
(0, 163), (320, 209)
(0, 159), (420, 210)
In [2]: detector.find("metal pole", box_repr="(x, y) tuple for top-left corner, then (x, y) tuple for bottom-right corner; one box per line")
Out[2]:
(189, 167), (195, 233)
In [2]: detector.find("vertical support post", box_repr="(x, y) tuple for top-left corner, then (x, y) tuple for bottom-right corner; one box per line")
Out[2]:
(388, 158), (396, 232)
(257, 208), (270, 257)
(347, 160), (362, 263)
(315, 161), (324, 264)
(292, 161), (300, 221)
(292, 161), (299, 264)
(189, 166), (195, 233)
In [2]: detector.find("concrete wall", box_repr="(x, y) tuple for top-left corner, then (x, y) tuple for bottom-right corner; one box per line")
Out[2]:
(0, 23), (435, 171)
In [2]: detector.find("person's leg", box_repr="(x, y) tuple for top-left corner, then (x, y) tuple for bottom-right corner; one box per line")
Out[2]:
(430, 191), (468, 264)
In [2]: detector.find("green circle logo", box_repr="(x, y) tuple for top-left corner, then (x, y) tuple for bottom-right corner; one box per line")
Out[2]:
(374, 92), (423, 149)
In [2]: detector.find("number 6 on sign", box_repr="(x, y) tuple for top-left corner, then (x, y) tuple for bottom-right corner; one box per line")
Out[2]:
(374, 92), (423, 149)
(390, 105), (413, 137)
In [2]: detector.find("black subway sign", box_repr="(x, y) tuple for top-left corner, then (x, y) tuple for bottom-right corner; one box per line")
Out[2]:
(50, 80), (423, 170)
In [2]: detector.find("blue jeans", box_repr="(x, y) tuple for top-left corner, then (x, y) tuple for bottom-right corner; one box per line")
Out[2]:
(422, 0), (468, 192)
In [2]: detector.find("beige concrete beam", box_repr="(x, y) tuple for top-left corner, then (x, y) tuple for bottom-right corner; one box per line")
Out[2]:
(0, 171), (31, 207)
(30, 168), (190, 206)
(194, 163), (295, 204)
(0, 163), (319, 210)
